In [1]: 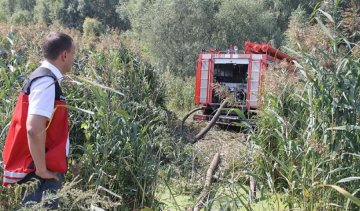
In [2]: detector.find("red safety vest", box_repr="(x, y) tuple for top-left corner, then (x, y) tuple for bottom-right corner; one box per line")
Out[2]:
(2, 67), (69, 186)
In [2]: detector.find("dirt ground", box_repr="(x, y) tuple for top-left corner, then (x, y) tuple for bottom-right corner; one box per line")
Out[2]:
(180, 118), (258, 184)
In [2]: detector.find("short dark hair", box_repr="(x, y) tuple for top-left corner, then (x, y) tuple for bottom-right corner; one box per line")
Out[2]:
(42, 32), (73, 60)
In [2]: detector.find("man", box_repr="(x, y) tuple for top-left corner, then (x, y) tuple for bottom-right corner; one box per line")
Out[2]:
(2, 32), (75, 209)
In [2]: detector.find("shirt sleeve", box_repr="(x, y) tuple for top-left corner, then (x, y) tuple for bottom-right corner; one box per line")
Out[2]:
(28, 77), (55, 119)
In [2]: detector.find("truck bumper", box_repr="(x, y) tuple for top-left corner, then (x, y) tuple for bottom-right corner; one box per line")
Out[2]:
(193, 114), (243, 126)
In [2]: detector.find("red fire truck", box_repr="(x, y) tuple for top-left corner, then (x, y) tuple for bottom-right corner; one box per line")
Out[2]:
(193, 42), (294, 125)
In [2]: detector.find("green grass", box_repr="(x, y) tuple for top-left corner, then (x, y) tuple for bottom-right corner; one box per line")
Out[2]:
(156, 183), (288, 211)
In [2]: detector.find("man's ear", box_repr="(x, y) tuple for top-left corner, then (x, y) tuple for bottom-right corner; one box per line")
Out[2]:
(60, 50), (67, 61)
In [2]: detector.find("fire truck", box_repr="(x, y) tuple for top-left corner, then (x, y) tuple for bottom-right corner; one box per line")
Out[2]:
(193, 42), (294, 125)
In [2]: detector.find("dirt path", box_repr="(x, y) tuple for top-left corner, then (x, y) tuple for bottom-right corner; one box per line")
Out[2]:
(190, 126), (256, 183)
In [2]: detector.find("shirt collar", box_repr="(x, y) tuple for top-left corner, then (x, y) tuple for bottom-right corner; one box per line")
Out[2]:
(40, 60), (64, 83)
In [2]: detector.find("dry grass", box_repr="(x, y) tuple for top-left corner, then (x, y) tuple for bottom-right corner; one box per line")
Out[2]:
(264, 60), (301, 97)
(193, 129), (253, 180)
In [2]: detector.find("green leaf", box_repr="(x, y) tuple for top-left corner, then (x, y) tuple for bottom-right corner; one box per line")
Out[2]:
(6, 37), (13, 45)
(117, 108), (131, 120)
(81, 121), (89, 130)
(318, 9), (334, 23)
(62, 105), (95, 115)
(1, 68), (10, 88)
(222, 108), (246, 119)
(336, 177), (360, 184)
(315, 17), (334, 41)
(282, 47), (302, 59)
(327, 125), (360, 131)
(0, 53), (5, 68)
(316, 185), (360, 207)
(346, 189), (360, 210)
(343, 153), (360, 159)
(77, 76), (125, 96)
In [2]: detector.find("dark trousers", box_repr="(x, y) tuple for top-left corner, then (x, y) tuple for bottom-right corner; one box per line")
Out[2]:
(18, 172), (63, 209)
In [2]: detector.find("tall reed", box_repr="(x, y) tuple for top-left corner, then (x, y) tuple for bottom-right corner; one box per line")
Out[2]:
(251, 6), (360, 210)
(0, 24), (179, 210)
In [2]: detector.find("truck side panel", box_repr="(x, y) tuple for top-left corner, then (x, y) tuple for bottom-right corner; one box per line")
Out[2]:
(247, 55), (264, 110)
(195, 54), (212, 105)
(249, 60), (261, 108)
(194, 55), (202, 104)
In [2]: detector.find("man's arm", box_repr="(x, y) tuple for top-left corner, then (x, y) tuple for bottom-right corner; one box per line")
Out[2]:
(26, 114), (59, 180)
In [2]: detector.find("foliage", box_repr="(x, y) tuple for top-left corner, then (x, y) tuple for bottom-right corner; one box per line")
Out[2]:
(0, 0), (322, 76)
(0, 0), (35, 17)
(214, 0), (277, 47)
(33, 0), (53, 25)
(83, 17), (103, 37)
(0, 1), (359, 210)
(55, 0), (83, 29)
(0, 23), (188, 210)
(261, 0), (319, 46)
(9, 10), (32, 25)
(78, 0), (130, 30)
(251, 2), (360, 210)
(163, 71), (195, 114)
(122, 0), (218, 76)
(122, 0), (320, 76)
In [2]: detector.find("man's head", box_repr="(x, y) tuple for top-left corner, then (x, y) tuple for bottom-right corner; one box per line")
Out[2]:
(42, 32), (75, 74)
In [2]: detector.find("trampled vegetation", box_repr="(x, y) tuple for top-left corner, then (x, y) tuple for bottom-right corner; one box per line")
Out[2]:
(0, 0), (359, 210)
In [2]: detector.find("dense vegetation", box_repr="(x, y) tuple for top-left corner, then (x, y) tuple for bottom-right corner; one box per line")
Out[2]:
(0, 0), (321, 76)
(0, 24), (183, 210)
(0, 0), (359, 210)
(252, 2), (360, 209)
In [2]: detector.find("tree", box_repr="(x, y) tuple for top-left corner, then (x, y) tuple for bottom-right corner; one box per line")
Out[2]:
(117, 0), (154, 34)
(262, 0), (319, 45)
(0, 10), (7, 23)
(123, 0), (301, 75)
(214, 0), (277, 48)
(123, 0), (218, 75)
(33, 0), (52, 25)
(0, 0), (35, 23)
(0, 0), (16, 15)
(55, 0), (82, 28)
(83, 17), (103, 36)
(9, 10), (32, 25)
(78, 0), (130, 30)
(18, 0), (36, 12)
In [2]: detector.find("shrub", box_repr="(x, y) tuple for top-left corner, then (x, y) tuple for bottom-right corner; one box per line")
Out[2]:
(163, 71), (195, 114)
(83, 17), (103, 37)
(9, 10), (32, 25)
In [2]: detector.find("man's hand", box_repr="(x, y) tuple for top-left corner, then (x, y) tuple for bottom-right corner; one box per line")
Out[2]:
(35, 169), (59, 181)
(27, 114), (59, 181)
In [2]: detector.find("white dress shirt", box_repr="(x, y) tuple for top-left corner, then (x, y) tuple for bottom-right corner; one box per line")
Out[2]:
(28, 60), (70, 156)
